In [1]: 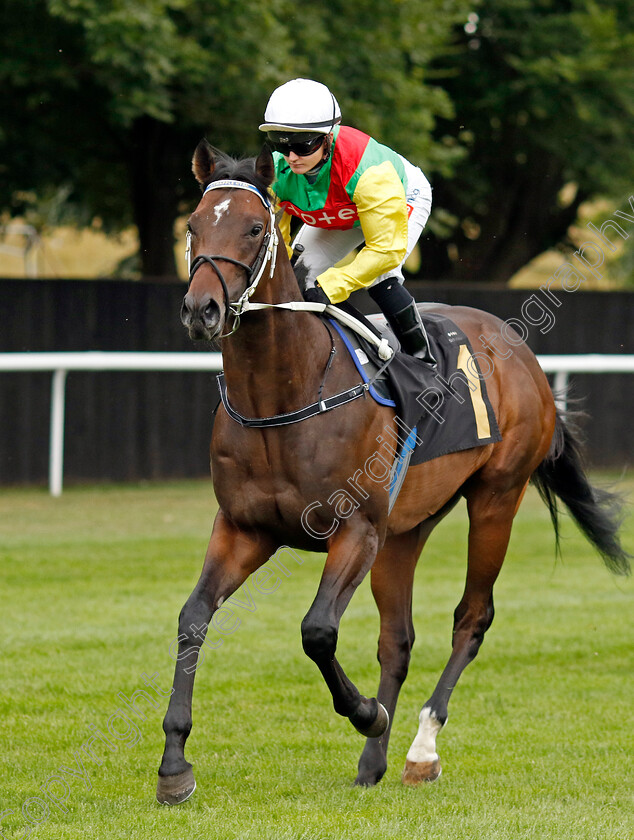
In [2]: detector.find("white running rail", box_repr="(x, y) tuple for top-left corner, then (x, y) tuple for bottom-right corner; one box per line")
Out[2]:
(0, 352), (632, 496)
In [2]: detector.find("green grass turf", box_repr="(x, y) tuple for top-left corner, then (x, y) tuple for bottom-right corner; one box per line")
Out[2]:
(0, 477), (632, 840)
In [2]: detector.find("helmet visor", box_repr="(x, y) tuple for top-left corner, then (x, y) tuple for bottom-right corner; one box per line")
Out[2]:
(266, 132), (326, 157)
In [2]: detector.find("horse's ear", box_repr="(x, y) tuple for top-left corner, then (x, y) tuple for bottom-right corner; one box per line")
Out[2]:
(192, 139), (216, 185)
(255, 144), (275, 187)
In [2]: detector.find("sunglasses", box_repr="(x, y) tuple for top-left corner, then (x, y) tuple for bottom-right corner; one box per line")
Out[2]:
(267, 134), (325, 157)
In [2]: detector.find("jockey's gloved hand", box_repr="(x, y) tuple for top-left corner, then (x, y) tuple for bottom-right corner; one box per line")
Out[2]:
(303, 284), (330, 305)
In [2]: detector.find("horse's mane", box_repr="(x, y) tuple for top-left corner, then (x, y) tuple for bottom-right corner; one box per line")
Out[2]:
(205, 149), (269, 196)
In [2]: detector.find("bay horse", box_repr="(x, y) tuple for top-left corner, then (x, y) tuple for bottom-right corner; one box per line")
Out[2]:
(157, 141), (630, 804)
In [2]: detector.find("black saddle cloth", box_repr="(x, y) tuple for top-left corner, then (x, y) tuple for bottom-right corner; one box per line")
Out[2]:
(328, 302), (502, 465)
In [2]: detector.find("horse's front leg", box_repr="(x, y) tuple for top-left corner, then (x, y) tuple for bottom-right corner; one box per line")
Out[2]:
(157, 512), (276, 805)
(301, 520), (388, 739)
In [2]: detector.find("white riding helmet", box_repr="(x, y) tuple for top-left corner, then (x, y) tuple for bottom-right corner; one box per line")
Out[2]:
(259, 78), (342, 134)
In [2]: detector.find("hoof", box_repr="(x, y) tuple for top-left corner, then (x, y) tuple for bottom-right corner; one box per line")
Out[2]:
(353, 701), (389, 739)
(355, 740), (387, 787)
(354, 765), (386, 787)
(156, 766), (196, 805)
(401, 758), (442, 786)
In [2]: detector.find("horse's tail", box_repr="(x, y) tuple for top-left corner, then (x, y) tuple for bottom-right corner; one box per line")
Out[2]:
(531, 408), (631, 576)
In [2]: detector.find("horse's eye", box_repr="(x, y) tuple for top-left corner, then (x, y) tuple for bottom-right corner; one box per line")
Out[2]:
(249, 224), (263, 237)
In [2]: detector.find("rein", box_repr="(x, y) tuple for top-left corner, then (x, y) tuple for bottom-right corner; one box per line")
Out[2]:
(216, 318), (380, 429)
(188, 177), (395, 427)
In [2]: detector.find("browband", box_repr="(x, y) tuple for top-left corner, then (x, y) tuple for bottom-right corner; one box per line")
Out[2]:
(203, 179), (271, 208)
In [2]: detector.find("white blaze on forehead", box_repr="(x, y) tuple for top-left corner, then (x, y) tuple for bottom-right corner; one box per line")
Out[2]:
(213, 198), (231, 225)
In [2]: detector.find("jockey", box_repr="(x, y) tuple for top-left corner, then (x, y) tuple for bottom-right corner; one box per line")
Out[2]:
(259, 78), (435, 365)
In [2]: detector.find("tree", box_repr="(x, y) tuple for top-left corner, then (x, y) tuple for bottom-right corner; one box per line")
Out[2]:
(417, 0), (634, 283)
(0, 0), (293, 277)
(0, 0), (468, 278)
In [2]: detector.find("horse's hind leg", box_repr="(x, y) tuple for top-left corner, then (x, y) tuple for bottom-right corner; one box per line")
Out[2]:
(157, 512), (276, 805)
(355, 528), (422, 786)
(402, 482), (526, 785)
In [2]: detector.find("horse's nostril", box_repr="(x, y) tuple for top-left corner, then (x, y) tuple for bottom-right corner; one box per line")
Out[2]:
(180, 296), (192, 326)
(203, 300), (219, 327)
(180, 292), (220, 339)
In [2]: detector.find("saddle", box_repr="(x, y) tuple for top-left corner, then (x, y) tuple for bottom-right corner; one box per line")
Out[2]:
(326, 302), (502, 470)
(326, 308), (398, 407)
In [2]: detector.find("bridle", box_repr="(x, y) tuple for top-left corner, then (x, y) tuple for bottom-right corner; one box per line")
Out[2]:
(186, 179), (278, 337)
(185, 179), (397, 429)
(186, 177), (393, 362)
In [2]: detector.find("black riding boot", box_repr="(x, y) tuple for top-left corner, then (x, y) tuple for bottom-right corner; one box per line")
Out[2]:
(386, 302), (436, 365)
(369, 279), (436, 366)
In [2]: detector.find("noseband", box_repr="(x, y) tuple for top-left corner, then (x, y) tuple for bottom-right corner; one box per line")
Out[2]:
(187, 179), (278, 337)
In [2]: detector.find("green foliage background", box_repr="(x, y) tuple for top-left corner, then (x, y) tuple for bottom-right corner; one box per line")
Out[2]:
(1, 0), (633, 281)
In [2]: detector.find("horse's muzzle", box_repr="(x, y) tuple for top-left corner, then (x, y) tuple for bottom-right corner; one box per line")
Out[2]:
(180, 292), (222, 341)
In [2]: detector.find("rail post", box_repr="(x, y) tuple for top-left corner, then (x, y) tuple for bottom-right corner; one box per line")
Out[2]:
(49, 368), (68, 497)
